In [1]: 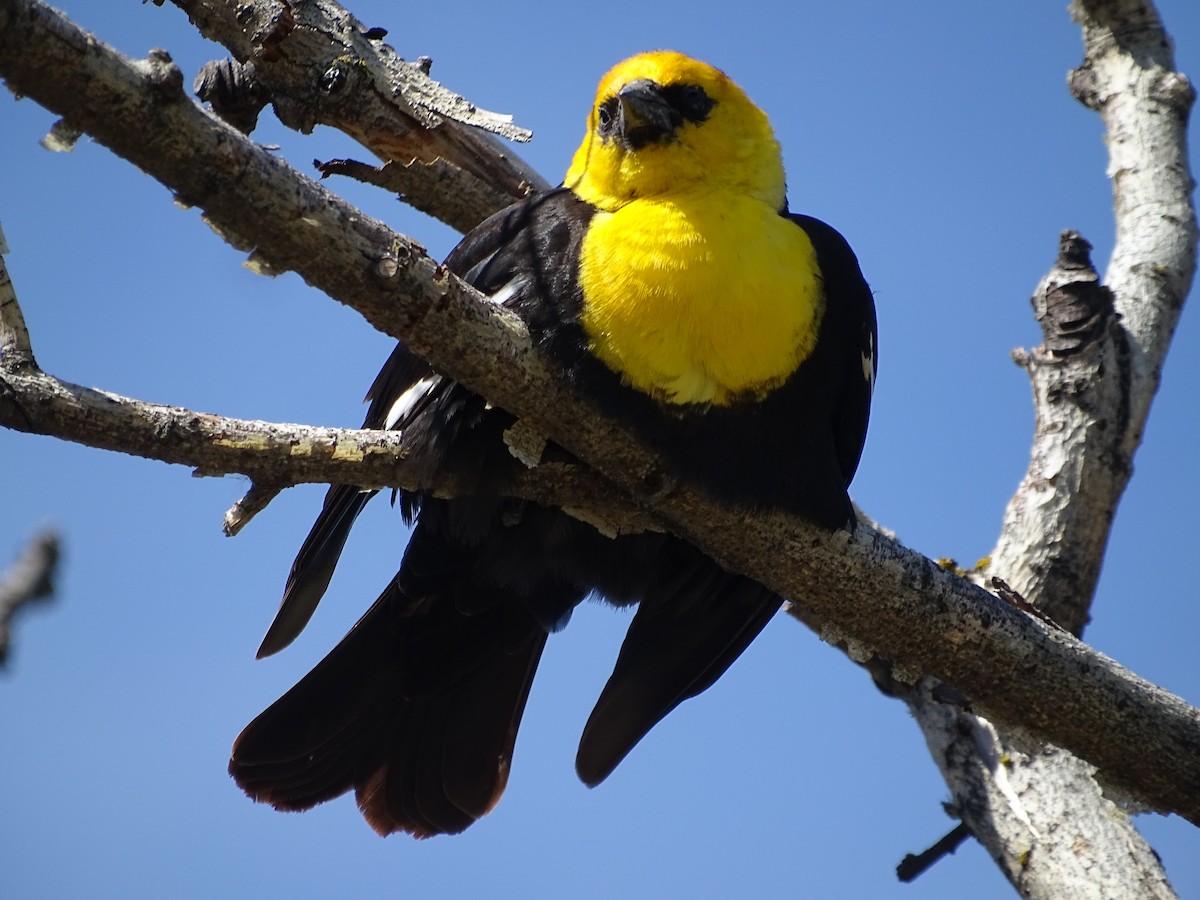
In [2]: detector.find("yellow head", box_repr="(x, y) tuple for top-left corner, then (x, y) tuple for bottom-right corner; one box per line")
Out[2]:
(564, 51), (787, 211)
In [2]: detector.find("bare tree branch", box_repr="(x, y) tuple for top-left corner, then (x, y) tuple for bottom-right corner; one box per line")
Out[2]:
(0, 222), (654, 533)
(0, 228), (60, 668)
(888, 0), (1197, 894)
(167, 0), (550, 232)
(2, 0), (1199, 840)
(0, 222), (34, 368)
(0, 528), (61, 667)
(0, 348), (662, 537)
(311, 155), (515, 236)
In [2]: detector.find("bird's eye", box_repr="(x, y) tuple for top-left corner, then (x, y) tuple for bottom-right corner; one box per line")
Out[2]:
(596, 97), (618, 136)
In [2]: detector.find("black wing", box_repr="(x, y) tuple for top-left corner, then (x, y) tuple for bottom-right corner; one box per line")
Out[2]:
(789, 213), (877, 489)
(255, 190), (591, 657)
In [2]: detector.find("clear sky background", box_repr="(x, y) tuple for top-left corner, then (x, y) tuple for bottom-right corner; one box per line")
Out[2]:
(3, 1), (1198, 898)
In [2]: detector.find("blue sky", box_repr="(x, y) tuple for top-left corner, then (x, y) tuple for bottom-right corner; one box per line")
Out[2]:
(2, 1), (1198, 897)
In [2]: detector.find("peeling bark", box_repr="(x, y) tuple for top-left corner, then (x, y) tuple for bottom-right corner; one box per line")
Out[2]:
(168, 0), (549, 232)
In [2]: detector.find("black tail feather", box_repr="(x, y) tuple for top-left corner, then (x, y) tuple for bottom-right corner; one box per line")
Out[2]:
(232, 528), (554, 838)
(256, 484), (376, 658)
(575, 545), (781, 787)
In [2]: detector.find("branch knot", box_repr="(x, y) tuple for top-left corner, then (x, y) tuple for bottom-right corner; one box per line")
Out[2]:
(1032, 231), (1116, 359)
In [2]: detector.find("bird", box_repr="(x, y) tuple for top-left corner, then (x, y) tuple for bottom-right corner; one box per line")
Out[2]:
(229, 50), (877, 839)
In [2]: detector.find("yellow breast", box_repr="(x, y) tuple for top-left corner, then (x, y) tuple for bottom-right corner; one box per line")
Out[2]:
(577, 194), (824, 406)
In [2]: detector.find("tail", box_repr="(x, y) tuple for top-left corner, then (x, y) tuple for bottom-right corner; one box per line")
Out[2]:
(256, 484), (376, 658)
(257, 342), (448, 659)
(231, 525), (553, 838)
(575, 542), (782, 787)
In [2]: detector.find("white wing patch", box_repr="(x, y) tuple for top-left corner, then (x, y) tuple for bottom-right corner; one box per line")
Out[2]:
(384, 375), (438, 431)
(381, 279), (527, 432)
(487, 275), (529, 308)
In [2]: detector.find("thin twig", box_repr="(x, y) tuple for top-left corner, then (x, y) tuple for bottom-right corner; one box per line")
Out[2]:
(992, 577), (1067, 633)
(896, 823), (973, 883)
(222, 481), (286, 536)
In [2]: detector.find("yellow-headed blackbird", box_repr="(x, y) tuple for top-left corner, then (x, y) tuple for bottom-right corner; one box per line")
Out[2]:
(230, 50), (876, 838)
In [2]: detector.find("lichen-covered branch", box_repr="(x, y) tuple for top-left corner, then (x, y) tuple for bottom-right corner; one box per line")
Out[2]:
(891, 0), (1197, 895)
(2, 0), (1200, 835)
(0, 354), (661, 537)
(167, 0), (550, 232)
